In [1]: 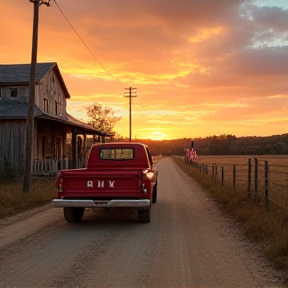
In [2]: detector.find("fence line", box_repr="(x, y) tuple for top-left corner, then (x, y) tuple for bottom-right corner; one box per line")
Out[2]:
(183, 157), (288, 211)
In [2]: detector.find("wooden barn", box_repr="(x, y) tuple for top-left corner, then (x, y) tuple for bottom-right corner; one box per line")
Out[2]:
(0, 62), (108, 176)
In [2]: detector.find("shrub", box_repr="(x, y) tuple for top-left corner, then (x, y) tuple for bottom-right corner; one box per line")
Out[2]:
(0, 158), (22, 183)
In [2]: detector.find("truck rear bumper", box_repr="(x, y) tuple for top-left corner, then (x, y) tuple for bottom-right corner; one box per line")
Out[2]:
(52, 199), (150, 208)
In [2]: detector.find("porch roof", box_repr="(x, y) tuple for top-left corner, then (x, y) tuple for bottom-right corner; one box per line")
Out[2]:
(0, 101), (110, 137)
(36, 113), (109, 136)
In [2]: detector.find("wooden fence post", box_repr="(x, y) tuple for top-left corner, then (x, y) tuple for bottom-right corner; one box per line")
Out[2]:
(254, 158), (258, 197)
(221, 166), (224, 186)
(233, 164), (236, 190)
(265, 160), (269, 211)
(248, 158), (251, 199)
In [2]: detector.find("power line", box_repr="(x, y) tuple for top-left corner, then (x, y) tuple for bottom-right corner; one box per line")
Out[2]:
(53, 0), (123, 85)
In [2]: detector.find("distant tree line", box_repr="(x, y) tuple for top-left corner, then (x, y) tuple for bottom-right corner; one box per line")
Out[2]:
(135, 134), (288, 156)
(85, 103), (288, 156)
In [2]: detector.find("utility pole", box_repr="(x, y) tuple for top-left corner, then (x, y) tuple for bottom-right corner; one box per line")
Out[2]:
(23, 0), (50, 193)
(124, 87), (137, 142)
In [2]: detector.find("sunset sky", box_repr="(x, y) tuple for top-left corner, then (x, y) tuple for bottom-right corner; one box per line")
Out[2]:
(1, 0), (288, 140)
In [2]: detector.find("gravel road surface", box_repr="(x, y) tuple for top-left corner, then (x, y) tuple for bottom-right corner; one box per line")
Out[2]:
(0, 157), (285, 288)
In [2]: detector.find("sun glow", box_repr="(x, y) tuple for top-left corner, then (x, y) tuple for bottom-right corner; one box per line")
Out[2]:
(150, 131), (168, 141)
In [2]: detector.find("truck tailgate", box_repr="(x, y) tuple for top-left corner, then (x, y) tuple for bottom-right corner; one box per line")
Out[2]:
(61, 170), (143, 198)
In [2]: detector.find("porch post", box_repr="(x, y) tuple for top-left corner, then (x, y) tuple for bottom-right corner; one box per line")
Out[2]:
(72, 129), (77, 169)
(83, 133), (87, 165)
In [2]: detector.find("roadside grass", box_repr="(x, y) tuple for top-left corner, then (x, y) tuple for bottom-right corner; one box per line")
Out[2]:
(0, 178), (56, 219)
(174, 157), (288, 280)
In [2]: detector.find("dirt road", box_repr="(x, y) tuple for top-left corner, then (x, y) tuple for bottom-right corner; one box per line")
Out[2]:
(0, 157), (285, 288)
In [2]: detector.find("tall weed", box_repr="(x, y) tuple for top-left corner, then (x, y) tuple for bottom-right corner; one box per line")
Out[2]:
(0, 178), (56, 219)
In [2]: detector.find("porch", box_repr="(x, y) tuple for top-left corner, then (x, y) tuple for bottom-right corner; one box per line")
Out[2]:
(32, 158), (85, 176)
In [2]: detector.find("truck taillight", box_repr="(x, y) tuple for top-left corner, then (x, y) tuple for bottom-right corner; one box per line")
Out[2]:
(142, 169), (154, 181)
(55, 174), (63, 193)
(140, 170), (154, 193)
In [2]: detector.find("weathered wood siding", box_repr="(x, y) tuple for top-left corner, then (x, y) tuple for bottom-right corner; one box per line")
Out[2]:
(0, 120), (26, 171)
(37, 70), (67, 117)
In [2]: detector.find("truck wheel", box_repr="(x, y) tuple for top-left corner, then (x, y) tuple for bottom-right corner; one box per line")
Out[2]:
(138, 206), (151, 223)
(64, 207), (84, 223)
(152, 182), (157, 204)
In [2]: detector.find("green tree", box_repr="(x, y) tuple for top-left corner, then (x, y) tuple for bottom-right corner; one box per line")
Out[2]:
(86, 103), (122, 134)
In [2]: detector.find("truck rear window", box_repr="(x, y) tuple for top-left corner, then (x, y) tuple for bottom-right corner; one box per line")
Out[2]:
(99, 148), (134, 160)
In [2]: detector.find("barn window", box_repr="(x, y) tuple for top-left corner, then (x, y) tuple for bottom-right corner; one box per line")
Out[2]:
(44, 98), (49, 113)
(9, 88), (18, 98)
(54, 101), (60, 115)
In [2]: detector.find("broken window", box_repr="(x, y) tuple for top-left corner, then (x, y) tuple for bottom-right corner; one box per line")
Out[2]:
(10, 88), (17, 98)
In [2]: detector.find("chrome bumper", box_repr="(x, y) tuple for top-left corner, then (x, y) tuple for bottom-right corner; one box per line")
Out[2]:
(52, 199), (150, 208)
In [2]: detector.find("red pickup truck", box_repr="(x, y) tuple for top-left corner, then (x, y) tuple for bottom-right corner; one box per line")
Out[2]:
(53, 142), (158, 223)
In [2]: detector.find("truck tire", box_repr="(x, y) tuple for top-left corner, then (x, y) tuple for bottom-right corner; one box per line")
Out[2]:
(138, 206), (151, 223)
(152, 182), (157, 204)
(63, 207), (84, 223)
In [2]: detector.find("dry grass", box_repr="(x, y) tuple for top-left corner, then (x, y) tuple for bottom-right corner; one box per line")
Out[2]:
(174, 156), (288, 280)
(0, 178), (56, 219)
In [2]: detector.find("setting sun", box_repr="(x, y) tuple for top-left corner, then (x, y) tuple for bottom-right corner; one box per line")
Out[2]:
(150, 132), (169, 141)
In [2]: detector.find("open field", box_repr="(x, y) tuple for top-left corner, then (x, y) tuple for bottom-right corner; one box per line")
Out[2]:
(195, 155), (288, 209)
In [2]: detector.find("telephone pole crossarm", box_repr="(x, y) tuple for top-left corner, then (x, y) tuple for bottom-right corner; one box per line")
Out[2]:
(29, 0), (50, 6)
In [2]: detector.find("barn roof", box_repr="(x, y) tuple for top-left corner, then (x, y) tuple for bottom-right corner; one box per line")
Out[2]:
(0, 62), (70, 98)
